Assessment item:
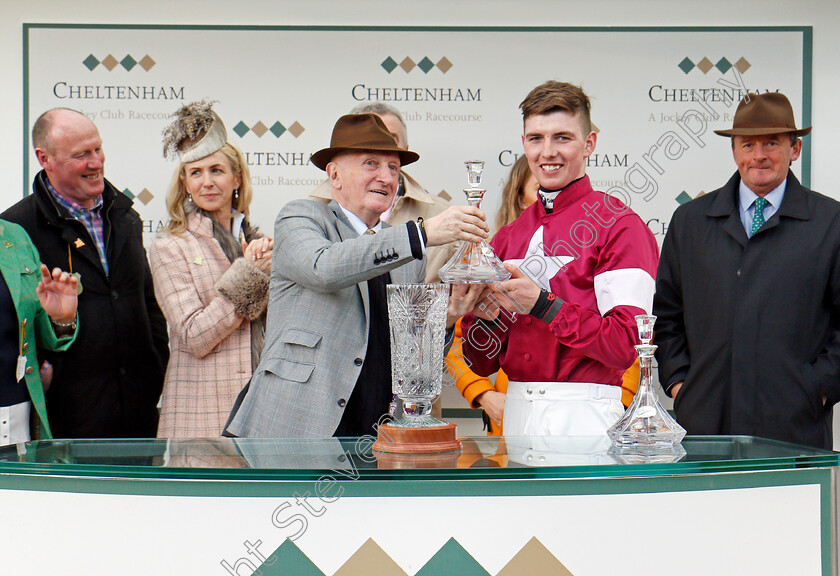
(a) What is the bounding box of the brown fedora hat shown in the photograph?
[714,92,811,137]
[310,113,419,170]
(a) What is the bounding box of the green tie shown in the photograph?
[751,197,767,237]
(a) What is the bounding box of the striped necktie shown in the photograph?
[751,197,767,237]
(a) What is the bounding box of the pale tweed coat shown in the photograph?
[225,199,424,438]
[150,212,268,438]
[310,171,457,282]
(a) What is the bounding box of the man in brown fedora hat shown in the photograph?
[309,102,480,422]
[654,92,840,449]
[310,102,458,283]
[226,113,488,438]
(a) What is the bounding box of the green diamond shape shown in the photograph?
[418,56,435,73]
[232,121,250,137]
[258,540,324,576]
[120,55,137,71]
[715,57,732,74]
[381,56,398,73]
[270,121,286,138]
[121,188,135,199]
[416,538,490,576]
[82,54,100,71]
[676,191,693,204]
[678,57,695,74]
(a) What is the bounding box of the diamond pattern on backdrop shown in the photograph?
[256,536,578,575]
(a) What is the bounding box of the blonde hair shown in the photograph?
[162,141,253,235]
[495,155,534,231]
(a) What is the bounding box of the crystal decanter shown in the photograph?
[607,315,687,447]
[438,160,511,284]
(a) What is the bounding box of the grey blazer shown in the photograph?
[226,199,424,438]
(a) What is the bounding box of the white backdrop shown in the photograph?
[22,26,808,245]
[2,1,840,447]
[3,0,838,222]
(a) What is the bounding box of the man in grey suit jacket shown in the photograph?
[226,114,487,438]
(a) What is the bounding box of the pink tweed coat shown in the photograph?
[150,213,264,438]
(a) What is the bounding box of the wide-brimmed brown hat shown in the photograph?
[311,113,419,171]
[714,92,811,137]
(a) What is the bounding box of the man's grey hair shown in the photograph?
[349,102,407,144]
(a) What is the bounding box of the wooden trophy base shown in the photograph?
[375,450,462,469]
[372,422,462,454]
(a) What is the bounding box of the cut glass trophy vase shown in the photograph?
[373,283,461,454]
[439,161,511,284]
[607,315,687,447]
[387,283,449,429]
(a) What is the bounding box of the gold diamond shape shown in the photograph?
[136,188,154,205]
[436,57,453,73]
[399,57,416,73]
[334,539,407,576]
[287,122,305,138]
[251,121,268,137]
[498,537,575,576]
[591,122,600,134]
[735,57,751,73]
[696,57,714,74]
[101,55,119,71]
[138,55,156,71]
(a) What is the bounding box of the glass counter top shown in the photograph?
[0,435,836,482]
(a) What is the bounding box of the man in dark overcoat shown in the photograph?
[2,108,168,437]
[654,92,840,449]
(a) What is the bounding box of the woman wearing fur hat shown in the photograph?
[150,101,272,438]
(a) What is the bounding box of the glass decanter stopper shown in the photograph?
[465,159,484,187]
[439,161,512,284]
[607,315,687,447]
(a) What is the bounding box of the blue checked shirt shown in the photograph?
[46,179,109,276]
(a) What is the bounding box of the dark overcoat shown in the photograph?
[1,171,168,437]
[654,171,840,449]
